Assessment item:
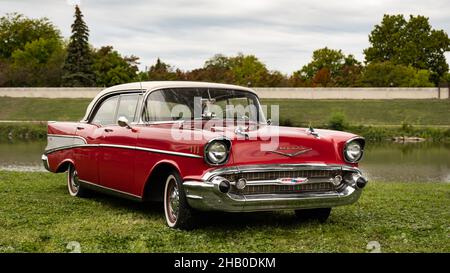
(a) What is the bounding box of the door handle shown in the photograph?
[104,128,114,133]
[76,126,84,130]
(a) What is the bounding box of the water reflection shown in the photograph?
[0,141,46,172]
[360,142,450,183]
[0,141,449,182]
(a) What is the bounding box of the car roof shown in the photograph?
[81,81,257,122]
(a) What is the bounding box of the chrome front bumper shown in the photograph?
[183,164,367,212]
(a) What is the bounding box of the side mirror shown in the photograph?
[117,116,131,129]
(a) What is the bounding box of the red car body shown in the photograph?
[43,81,368,228]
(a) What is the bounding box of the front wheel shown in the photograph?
[163,171,196,229]
[295,208,331,223]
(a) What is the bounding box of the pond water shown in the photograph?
[0,141,449,182]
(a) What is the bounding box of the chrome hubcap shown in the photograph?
[70,169,80,193]
[167,179,179,222]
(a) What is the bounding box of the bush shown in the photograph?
[327,112,348,131]
[0,122,47,141]
[279,118,294,127]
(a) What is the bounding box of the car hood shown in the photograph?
[201,124,359,166]
[138,122,360,167]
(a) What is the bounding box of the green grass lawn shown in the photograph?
[0,97,90,122]
[1,97,449,126]
[262,99,450,126]
[0,171,448,253]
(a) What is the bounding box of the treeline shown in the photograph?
[0,6,449,88]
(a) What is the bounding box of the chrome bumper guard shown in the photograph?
[41,154,51,172]
[183,164,367,212]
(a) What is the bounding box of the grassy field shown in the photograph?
[262,99,450,127]
[0,97,89,121]
[0,171,448,253]
[0,97,449,126]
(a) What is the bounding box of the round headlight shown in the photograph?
[344,140,364,163]
[205,140,230,165]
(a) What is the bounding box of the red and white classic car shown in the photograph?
[42,81,368,229]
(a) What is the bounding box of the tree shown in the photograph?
[292,47,362,87]
[0,13,61,59]
[186,53,284,87]
[7,38,65,86]
[186,54,234,83]
[359,61,434,87]
[364,14,450,84]
[228,54,271,86]
[92,46,139,86]
[145,58,181,81]
[62,5,95,87]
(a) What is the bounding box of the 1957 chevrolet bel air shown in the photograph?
[42,81,368,229]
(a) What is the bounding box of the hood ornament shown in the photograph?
[269,145,312,157]
[307,125,319,138]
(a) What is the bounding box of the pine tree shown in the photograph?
[62,5,95,86]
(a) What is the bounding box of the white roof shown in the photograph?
[82,81,257,122]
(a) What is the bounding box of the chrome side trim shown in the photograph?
[44,144,95,155]
[44,142,203,158]
[101,144,203,158]
[47,134,88,143]
[78,179,142,201]
[45,134,88,154]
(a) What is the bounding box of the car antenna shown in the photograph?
[138,71,144,92]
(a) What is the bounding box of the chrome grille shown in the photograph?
[230,182,334,195]
[224,170,340,195]
[223,170,340,182]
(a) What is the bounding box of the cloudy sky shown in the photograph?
[1,0,449,74]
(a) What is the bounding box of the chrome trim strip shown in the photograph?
[47,134,87,143]
[202,163,361,181]
[100,144,203,158]
[243,177,335,186]
[78,179,142,200]
[44,144,95,155]
[268,148,312,157]
[44,142,203,158]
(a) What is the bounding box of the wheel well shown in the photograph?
[55,161,72,173]
[143,163,178,202]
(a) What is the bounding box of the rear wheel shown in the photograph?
[295,208,331,223]
[163,171,196,229]
[67,165,88,197]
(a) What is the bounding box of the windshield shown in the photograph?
[142,88,266,124]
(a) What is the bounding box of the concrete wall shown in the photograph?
[0,87,449,99]
[0,87,102,98]
[254,87,449,99]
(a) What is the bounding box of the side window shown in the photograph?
[91,96,119,126]
[116,94,141,123]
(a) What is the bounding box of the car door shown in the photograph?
[74,96,120,185]
[98,93,142,195]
